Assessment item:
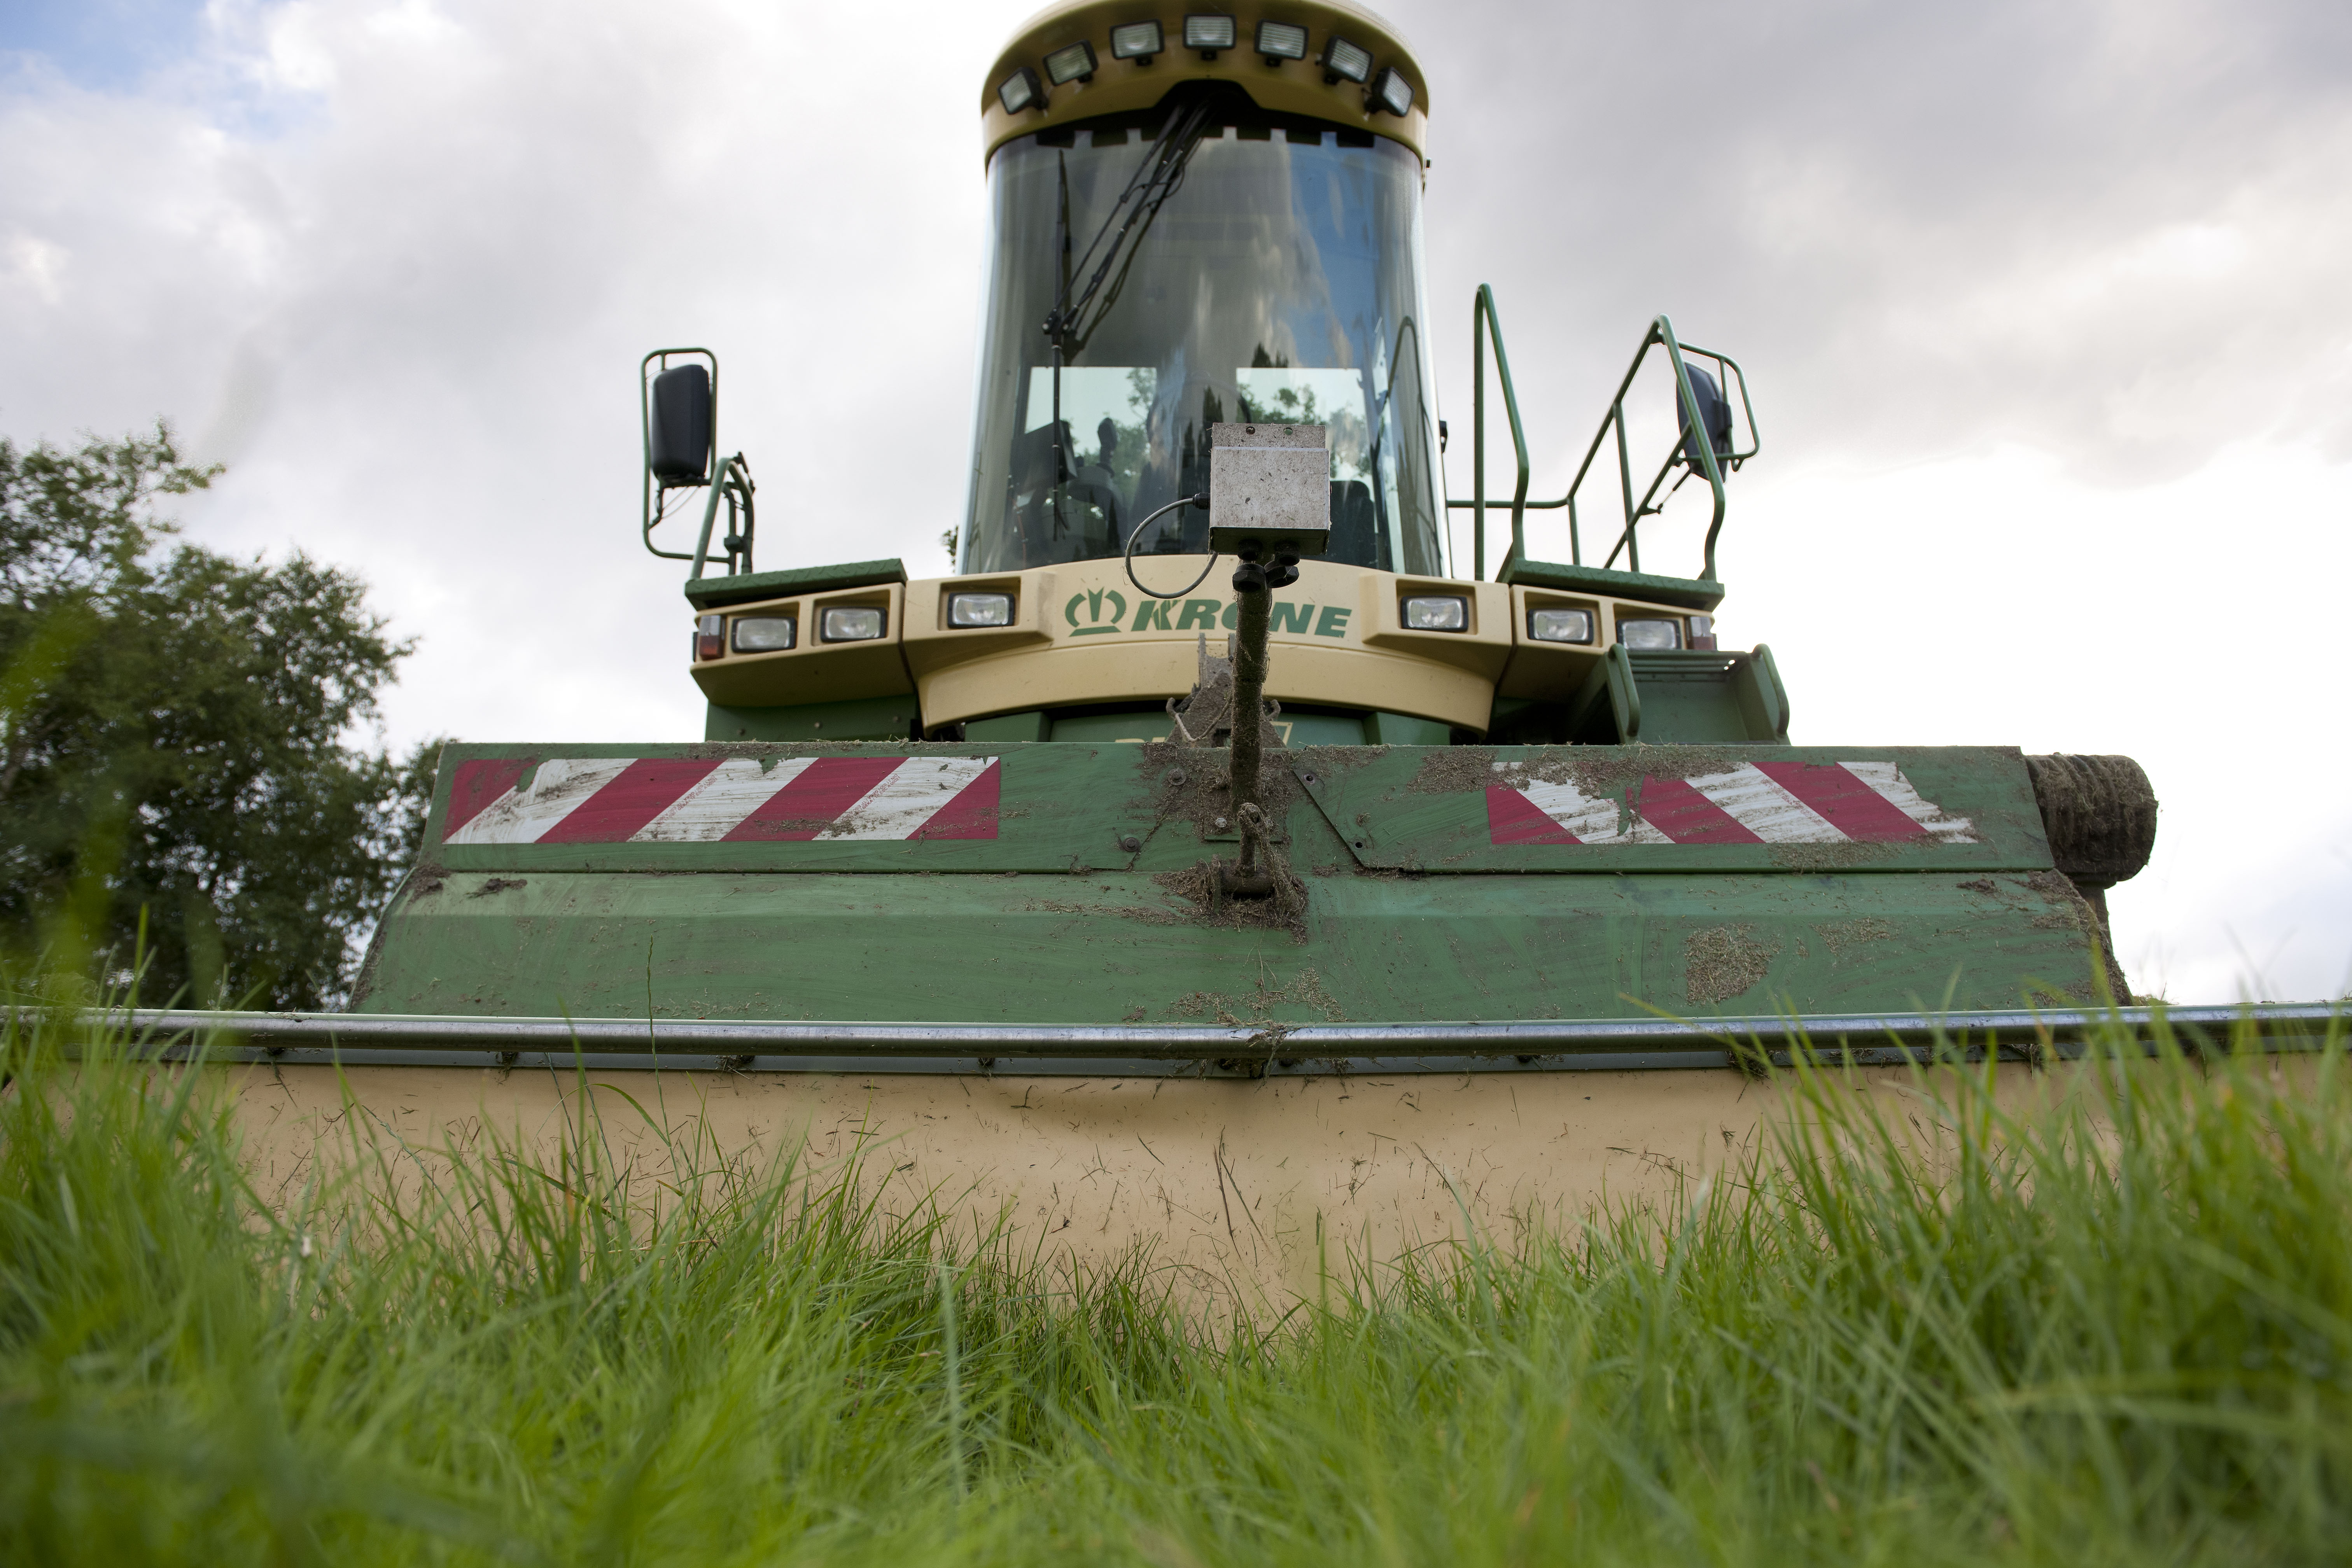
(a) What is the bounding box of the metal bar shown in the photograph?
[1471,287,1484,579]
[1655,316,1727,582]
[1228,560,1269,863]
[690,456,732,580]
[1467,284,1532,581]
[1603,435,1689,571]
[1613,394,1637,572]
[40,1006,2345,1063]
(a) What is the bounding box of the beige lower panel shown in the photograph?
[918,637,1495,731]
[230,1062,2056,1310]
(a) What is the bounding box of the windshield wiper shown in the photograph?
[1047,95,1214,353]
[1038,96,1216,536]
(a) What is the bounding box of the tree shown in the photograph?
[1,423,438,1008]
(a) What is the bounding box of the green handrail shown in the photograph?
[1449,297,1758,584]
[1468,284,1530,582]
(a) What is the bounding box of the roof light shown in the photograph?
[1528,607,1594,644]
[1368,65,1413,116]
[732,615,796,653]
[1402,595,1468,632]
[1320,35,1371,84]
[997,66,1043,115]
[821,606,887,643]
[1043,40,1097,85]
[695,614,724,662]
[1110,21,1163,61]
[948,592,1015,628]
[1184,14,1235,54]
[1618,617,1682,651]
[1256,21,1307,63]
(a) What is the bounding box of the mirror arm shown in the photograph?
[692,455,755,579]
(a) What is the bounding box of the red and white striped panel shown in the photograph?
[1486,760,1975,846]
[439,756,1001,845]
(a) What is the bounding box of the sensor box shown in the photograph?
[1208,421,1332,560]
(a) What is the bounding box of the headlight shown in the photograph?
[695,614,723,661]
[1184,14,1236,52]
[1043,40,1097,85]
[1319,35,1371,84]
[1256,21,1307,61]
[1618,617,1682,651]
[1368,66,1413,116]
[1402,595,1468,632]
[996,67,1042,115]
[1687,614,1717,651]
[1528,607,1594,644]
[731,615,795,653]
[1110,21,1162,60]
[820,606,886,642]
[947,592,1014,628]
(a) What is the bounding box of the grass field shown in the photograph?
[4,1013,2348,1565]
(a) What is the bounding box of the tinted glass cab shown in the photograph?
[962,86,1444,577]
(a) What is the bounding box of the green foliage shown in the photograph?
[2,1018,2347,1564]
[0,424,439,1007]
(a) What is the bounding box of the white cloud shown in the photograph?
[2,0,2347,1000]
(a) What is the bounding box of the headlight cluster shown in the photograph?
[997,16,1416,117]
[695,605,884,659]
[1523,607,1716,650]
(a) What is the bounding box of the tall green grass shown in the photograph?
[4,1015,2347,1565]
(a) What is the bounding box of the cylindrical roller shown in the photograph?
[2027,752,2158,1000]
[2026,753,2158,890]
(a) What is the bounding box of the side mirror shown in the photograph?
[1676,363,1735,471]
[648,363,713,486]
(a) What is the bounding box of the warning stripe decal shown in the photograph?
[1484,761,1976,847]
[442,756,1003,845]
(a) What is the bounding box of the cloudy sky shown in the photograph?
[4,0,2348,1003]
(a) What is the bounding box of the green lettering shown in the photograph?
[1132,600,1174,631]
[1269,601,1314,634]
[1313,605,1354,639]
[1177,598,1222,630]
[1221,602,1240,630]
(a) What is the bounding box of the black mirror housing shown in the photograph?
[649,364,713,485]
[1676,364,1735,471]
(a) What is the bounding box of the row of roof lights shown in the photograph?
[999,16,1414,119]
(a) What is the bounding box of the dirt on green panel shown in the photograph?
[2021,870,2095,933]
[1769,840,1902,871]
[1136,738,1305,834]
[1013,894,1188,927]
[1401,745,1499,795]
[1685,924,1783,1007]
[1815,917,1897,962]
[1161,966,1349,1026]
[1152,862,1310,940]
[1557,747,1750,802]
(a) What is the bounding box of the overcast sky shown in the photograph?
[4,0,2348,1003]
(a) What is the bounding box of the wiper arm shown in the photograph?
[1046,95,1214,352]
[1034,95,1214,550]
